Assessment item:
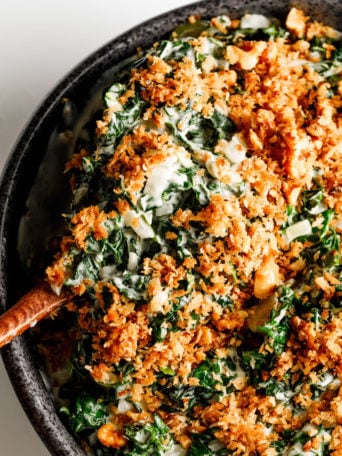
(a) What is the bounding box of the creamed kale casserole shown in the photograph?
[42,8,342,455]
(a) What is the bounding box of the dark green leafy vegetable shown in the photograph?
[192,358,221,388]
[155,39,193,61]
[257,286,296,356]
[161,383,217,410]
[98,95,145,148]
[164,106,235,152]
[189,429,229,456]
[120,415,174,456]
[60,391,109,433]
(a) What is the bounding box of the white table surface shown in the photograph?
[0,1,194,454]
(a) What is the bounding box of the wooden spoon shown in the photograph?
[0,283,71,349]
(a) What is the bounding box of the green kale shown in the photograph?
[98,95,145,148]
[302,210,340,269]
[192,358,221,388]
[242,287,298,380]
[209,111,236,140]
[189,429,229,455]
[258,377,294,403]
[257,286,296,356]
[162,383,217,411]
[64,252,100,288]
[155,39,193,61]
[120,414,174,456]
[112,271,149,300]
[270,440,287,454]
[241,349,269,376]
[262,24,288,40]
[64,218,130,290]
[60,391,109,433]
[300,186,325,217]
[150,302,182,342]
[164,105,235,152]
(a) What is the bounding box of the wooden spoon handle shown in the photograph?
[0,283,70,349]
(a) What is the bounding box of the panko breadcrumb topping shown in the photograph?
[43,8,341,456]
